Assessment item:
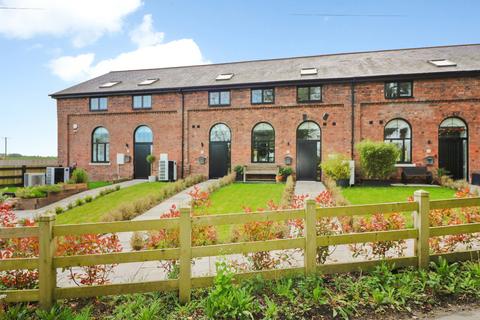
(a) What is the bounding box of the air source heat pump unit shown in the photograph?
[24,173,46,187]
[158,154,169,181]
[46,167,70,185]
[168,161,177,182]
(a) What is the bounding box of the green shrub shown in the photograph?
[320,154,350,180]
[279,166,294,178]
[204,261,256,319]
[67,202,74,210]
[233,165,244,175]
[55,206,64,214]
[84,195,93,203]
[70,168,89,184]
[356,140,400,180]
[15,184,62,199]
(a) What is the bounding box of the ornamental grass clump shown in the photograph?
[101,174,206,222]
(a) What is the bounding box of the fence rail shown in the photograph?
[0,191,480,308]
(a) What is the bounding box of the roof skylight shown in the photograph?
[99,81,121,88]
[428,59,457,67]
[216,73,234,81]
[138,78,159,86]
[300,68,318,76]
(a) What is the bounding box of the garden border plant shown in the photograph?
[102,174,206,222]
[2,258,480,319]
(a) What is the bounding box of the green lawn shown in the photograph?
[199,183,286,242]
[341,186,456,228]
[87,181,113,190]
[204,183,285,214]
[56,182,166,225]
[341,186,456,205]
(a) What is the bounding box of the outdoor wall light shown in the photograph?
[201,142,204,148]
[284,155,293,166]
[322,113,329,121]
[72,123,78,130]
[198,155,207,165]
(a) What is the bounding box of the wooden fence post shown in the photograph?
[179,206,192,304]
[38,213,56,310]
[304,199,317,274]
[414,190,430,269]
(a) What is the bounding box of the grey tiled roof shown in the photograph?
[51,44,480,97]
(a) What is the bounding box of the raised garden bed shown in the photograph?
[14,183,88,210]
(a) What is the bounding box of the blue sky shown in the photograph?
[0,0,478,156]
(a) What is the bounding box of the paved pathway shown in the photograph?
[14,179,145,220]
[430,306,480,319]
[294,180,326,199]
[133,180,218,221]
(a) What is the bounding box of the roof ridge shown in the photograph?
[108,43,480,74]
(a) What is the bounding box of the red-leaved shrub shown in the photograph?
[0,203,39,289]
[145,186,217,276]
[0,203,122,288]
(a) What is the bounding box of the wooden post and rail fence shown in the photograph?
[0,190,480,309]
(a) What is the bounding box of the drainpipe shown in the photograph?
[350,80,356,158]
[180,89,185,178]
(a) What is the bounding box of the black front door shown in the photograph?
[134,143,152,179]
[209,142,230,179]
[439,138,465,180]
[296,140,319,181]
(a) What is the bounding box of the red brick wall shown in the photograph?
[56,76,480,181]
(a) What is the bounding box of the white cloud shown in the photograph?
[50,39,207,82]
[49,15,209,82]
[0,0,142,47]
[49,53,95,82]
[129,14,164,47]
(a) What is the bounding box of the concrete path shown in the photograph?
[430,306,480,319]
[133,179,218,221]
[295,180,326,199]
[14,179,146,220]
[58,179,220,286]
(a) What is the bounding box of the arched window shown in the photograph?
[134,125,153,143]
[297,121,321,141]
[439,117,467,138]
[210,123,231,142]
[384,119,412,163]
[92,127,109,163]
[252,122,275,163]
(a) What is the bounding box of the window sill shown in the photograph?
[89,162,111,166]
[395,163,416,168]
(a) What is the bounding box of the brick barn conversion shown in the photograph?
[51,44,480,182]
